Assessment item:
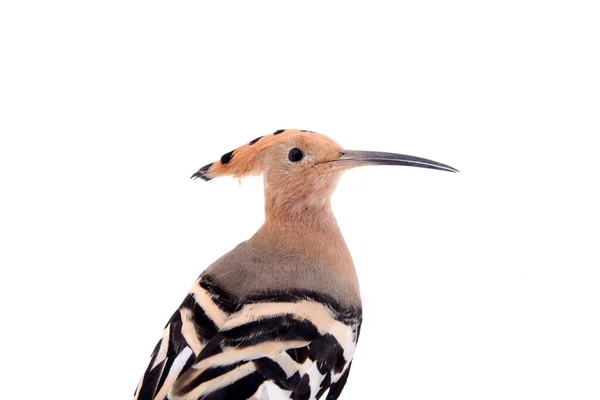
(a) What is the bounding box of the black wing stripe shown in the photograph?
[136,276,362,400]
[176,361,246,394]
[244,289,362,324]
[253,357,301,391]
[172,316,354,398]
[326,363,352,400]
[167,311,188,357]
[180,294,219,339]
[135,280,231,400]
[308,334,347,374]
[198,276,240,314]
[138,311,189,399]
[291,373,311,400]
[220,315,319,348]
[286,346,310,364]
[137,360,166,400]
[152,347,194,400]
[316,372,331,399]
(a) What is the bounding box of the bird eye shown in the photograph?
[288,148,304,162]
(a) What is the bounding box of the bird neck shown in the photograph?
[261,179,353,260]
[263,174,339,227]
[259,202,359,293]
[263,200,338,236]
[264,198,335,228]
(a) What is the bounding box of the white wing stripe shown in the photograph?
[251,381,292,400]
[151,324,171,370]
[270,352,300,378]
[189,281,228,328]
[179,308,204,356]
[191,340,310,372]
[223,301,356,360]
[154,346,193,400]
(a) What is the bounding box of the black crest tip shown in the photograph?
[220,150,234,164]
[191,163,213,181]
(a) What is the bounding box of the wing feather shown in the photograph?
[135,276,361,400]
[134,279,228,400]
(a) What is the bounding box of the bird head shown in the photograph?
[192,129,457,218]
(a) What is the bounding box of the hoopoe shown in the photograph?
[134,129,457,400]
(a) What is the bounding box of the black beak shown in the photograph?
[325,150,458,173]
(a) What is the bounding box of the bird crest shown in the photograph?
[191,129,336,181]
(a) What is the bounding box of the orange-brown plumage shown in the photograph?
[196,129,342,180]
[193,129,347,222]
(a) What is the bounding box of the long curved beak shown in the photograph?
[324,150,458,173]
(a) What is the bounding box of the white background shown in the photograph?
[1,1,599,399]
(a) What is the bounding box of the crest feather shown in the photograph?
[191,129,316,181]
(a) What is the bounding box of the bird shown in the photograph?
[133,129,457,400]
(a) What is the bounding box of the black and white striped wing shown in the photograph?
[135,276,362,400]
[134,277,230,400]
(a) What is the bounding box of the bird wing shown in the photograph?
[135,276,361,400]
[134,276,232,400]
